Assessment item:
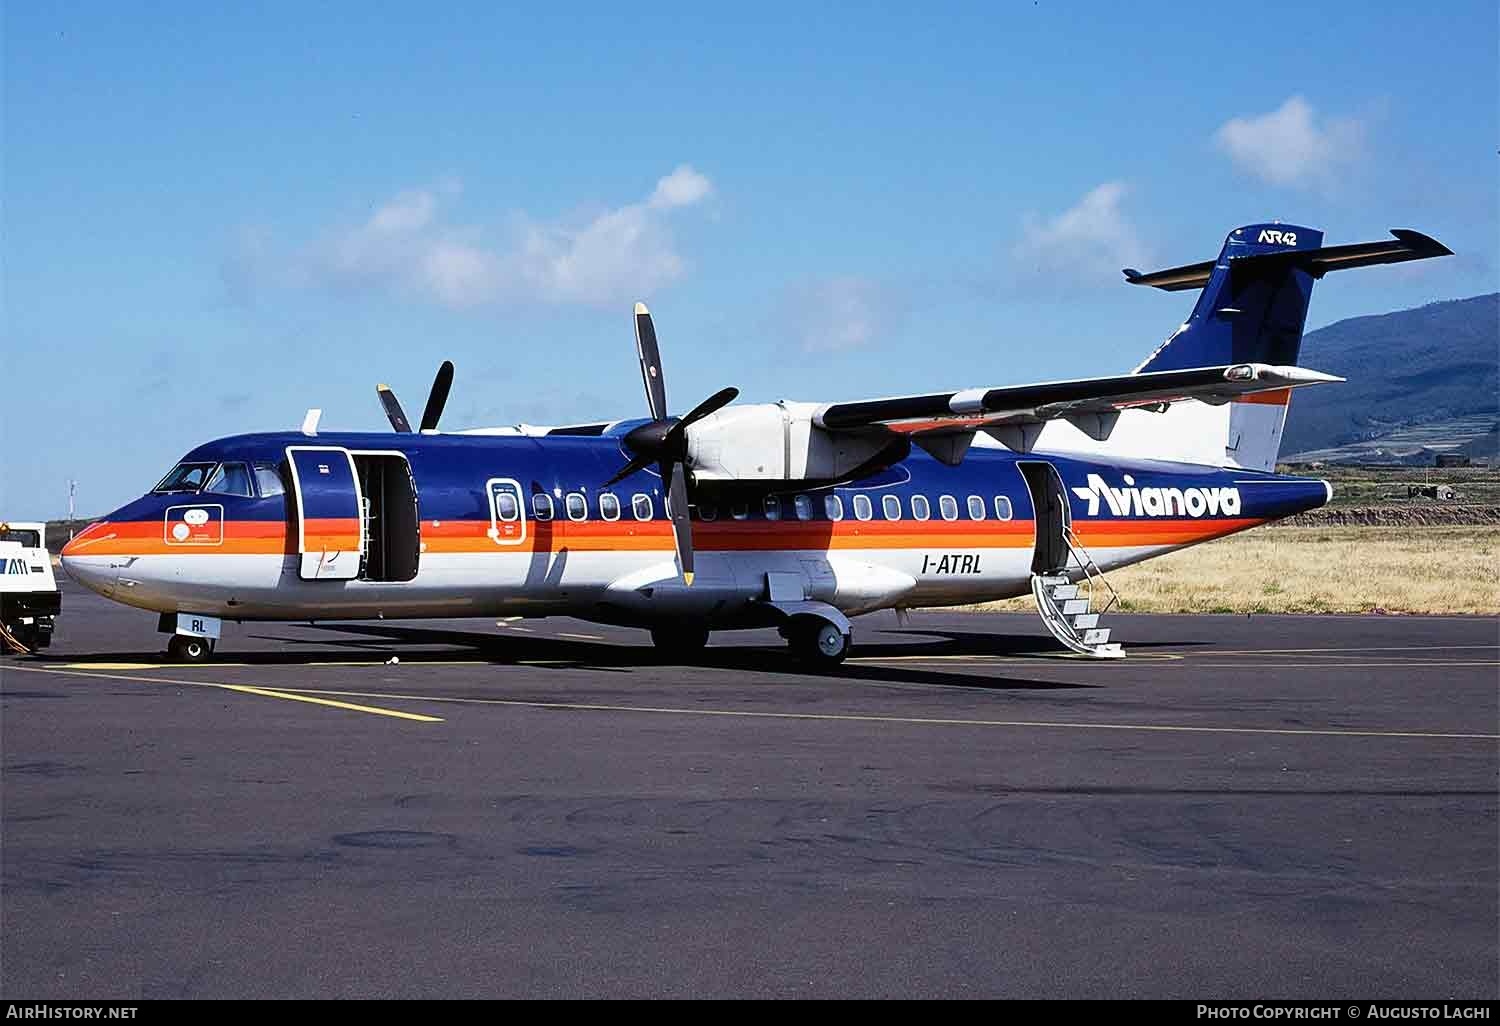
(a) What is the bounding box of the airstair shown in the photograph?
[1030,526,1125,659]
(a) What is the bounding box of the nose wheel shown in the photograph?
[167,635,215,663]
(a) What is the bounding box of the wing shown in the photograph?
[812,362,1342,436]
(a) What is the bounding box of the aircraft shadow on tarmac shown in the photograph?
[37,621,1123,691]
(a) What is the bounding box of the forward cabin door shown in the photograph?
[286,446,364,580]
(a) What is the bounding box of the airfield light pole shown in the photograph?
[68,479,76,538]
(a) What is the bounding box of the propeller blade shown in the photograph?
[679,386,739,429]
[377,384,413,433]
[634,303,667,421]
[419,360,455,433]
[664,461,694,585]
[604,451,655,488]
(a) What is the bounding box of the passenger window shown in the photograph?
[939,495,959,521]
[532,494,554,521]
[697,505,718,522]
[794,495,812,521]
[494,492,520,522]
[911,495,930,521]
[731,504,749,520]
[994,496,1013,521]
[824,495,844,521]
[204,462,253,498]
[632,494,653,521]
[253,463,285,498]
[967,495,986,520]
[852,494,873,521]
[882,495,901,520]
[763,496,781,521]
[599,493,621,521]
[566,493,588,521]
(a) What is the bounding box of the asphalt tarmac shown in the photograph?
[2,581,1496,998]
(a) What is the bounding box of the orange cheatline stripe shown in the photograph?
[1232,388,1291,406]
[62,515,1268,558]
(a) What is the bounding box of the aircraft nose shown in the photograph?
[60,522,118,598]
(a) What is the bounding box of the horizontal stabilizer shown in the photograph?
[1123,229,1452,292]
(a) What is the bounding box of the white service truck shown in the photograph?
[0,522,60,653]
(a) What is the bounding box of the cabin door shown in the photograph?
[1018,461,1071,575]
[286,446,364,581]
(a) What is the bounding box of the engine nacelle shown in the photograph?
[684,401,899,484]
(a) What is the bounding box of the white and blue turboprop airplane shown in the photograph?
[62,223,1450,665]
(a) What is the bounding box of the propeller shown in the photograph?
[607,303,738,585]
[377,360,455,433]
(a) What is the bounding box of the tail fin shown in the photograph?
[1123,224,1450,469]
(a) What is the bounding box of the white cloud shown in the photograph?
[1214,96,1365,189]
[246,166,714,309]
[782,276,903,352]
[649,165,713,209]
[1012,182,1149,286]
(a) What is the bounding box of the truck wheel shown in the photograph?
[167,635,213,664]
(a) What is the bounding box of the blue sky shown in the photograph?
[4,2,1496,517]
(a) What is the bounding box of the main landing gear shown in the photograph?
[649,622,710,656]
[782,617,851,667]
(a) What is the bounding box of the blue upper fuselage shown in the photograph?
[98,429,1330,529]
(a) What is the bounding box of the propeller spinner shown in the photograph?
[607,303,738,585]
[378,360,455,434]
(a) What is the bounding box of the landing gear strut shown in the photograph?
[167,635,214,664]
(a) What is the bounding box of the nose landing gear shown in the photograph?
[166,634,215,663]
[159,612,221,664]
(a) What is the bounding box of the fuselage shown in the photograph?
[61,426,1331,630]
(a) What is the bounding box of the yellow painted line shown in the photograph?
[165,683,1499,742]
[13,666,441,723]
[213,683,442,722]
[60,662,162,670]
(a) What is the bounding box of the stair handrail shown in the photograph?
[1062,525,1120,616]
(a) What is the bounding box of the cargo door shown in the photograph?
[286,446,364,580]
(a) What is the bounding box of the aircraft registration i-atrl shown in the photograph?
[62,223,1451,665]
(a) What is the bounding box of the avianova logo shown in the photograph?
[1071,473,1241,518]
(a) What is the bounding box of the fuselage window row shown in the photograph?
[509,489,1015,524]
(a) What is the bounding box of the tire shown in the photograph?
[167,635,213,664]
[788,620,850,667]
[649,623,710,655]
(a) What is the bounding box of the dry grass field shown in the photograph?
[965,526,1500,615]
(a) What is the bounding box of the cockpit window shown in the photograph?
[204,462,254,498]
[0,528,41,547]
[253,462,286,499]
[153,462,217,493]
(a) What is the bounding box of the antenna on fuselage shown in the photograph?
[301,409,322,436]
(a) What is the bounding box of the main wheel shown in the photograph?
[167,635,213,663]
[649,623,710,655]
[788,620,850,667]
